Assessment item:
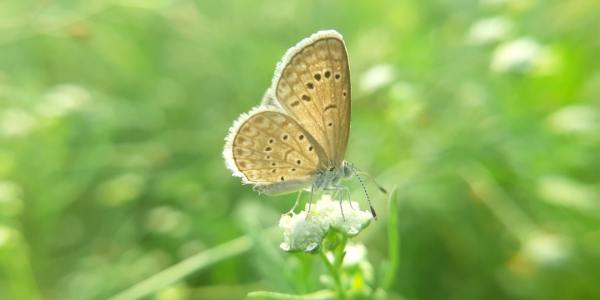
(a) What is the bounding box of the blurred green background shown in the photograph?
[1,0,600,299]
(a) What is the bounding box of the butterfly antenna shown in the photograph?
[353,169,377,220]
[357,171,388,194]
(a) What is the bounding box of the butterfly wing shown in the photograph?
[223,106,325,195]
[269,30,351,165]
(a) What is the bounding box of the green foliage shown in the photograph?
[1,0,600,299]
[381,188,399,291]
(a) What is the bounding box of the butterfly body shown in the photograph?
[224,30,354,197]
[313,160,353,190]
[253,158,354,197]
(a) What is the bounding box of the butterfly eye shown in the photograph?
[324,70,331,78]
[314,73,321,81]
[298,134,304,140]
[334,73,341,80]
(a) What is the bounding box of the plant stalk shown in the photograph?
[318,235,347,300]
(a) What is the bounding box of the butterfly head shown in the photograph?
[313,160,353,191]
[341,160,355,179]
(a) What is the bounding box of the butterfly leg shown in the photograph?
[325,187,347,221]
[341,186,355,210]
[331,185,354,210]
[286,190,303,215]
[337,188,346,221]
[305,184,315,219]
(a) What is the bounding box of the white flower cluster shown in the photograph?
[279,195,373,252]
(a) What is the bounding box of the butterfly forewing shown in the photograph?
[226,109,323,190]
[273,32,351,165]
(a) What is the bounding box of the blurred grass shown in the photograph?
[1,0,600,299]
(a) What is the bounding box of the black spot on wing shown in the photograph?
[324,104,338,112]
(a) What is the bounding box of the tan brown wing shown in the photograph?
[271,30,351,165]
[223,107,326,194]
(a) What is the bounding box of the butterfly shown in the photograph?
[223,30,378,218]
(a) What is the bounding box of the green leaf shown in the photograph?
[108,236,253,300]
[247,290,336,300]
[382,188,399,291]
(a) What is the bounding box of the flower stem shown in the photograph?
[318,235,348,300]
[334,235,347,270]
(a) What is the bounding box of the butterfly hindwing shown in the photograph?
[224,107,325,194]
